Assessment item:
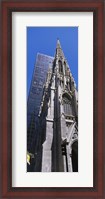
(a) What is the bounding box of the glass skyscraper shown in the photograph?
[27,53,54,153]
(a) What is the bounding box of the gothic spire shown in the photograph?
[56,39,61,49]
[56,39,65,59]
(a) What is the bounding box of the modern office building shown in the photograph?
[31,40,78,172]
[27,53,54,154]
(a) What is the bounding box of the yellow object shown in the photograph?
[27,154,30,165]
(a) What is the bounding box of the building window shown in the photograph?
[64,61,66,71]
[63,94,72,116]
[58,60,63,73]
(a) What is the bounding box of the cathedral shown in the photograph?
[27,39,78,172]
[29,39,78,172]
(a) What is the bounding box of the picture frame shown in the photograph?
[0,0,104,198]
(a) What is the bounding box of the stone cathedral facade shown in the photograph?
[33,40,78,172]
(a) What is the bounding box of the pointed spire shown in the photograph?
[56,39,64,59]
[57,38,61,49]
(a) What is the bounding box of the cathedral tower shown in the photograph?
[36,40,78,172]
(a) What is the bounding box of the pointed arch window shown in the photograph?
[58,60,63,73]
[64,61,66,73]
[63,94,73,116]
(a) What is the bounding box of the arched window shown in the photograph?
[63,94,72,115]
[64,62,69,76]
[58,60,63,73]
[64,61,67,74]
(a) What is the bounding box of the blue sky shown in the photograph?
[27,27,78,95]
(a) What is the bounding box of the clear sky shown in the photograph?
[27,27,78,96]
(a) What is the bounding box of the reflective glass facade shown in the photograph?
[27,53,54,152]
